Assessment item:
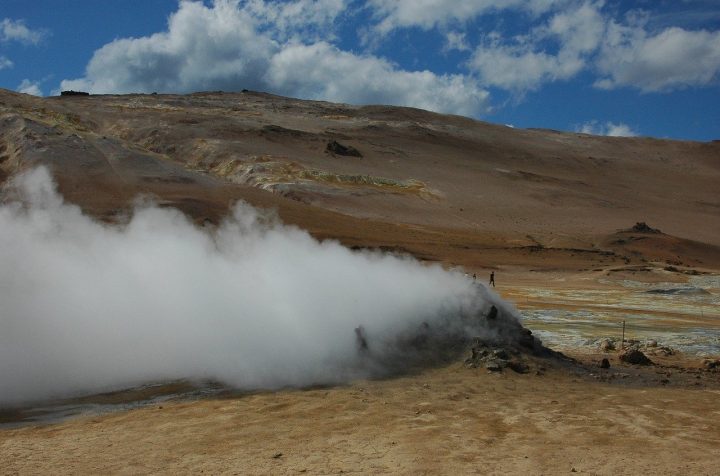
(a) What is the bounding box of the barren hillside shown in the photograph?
[1,88,719,272]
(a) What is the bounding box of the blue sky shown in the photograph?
[1,0,719,141]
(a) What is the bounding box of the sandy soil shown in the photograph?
[2,349,719,475]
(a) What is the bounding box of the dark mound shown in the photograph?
[326,140,362,157]
[629,222,661,234]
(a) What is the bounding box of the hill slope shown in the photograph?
[1,88,719,271]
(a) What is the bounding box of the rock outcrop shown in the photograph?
[326,140,362,157]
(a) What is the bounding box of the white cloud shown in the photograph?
[469,1,604,91]
[0,55,13,70]
[266,41,489,116]
[61,0,490,116]
[578,120,638,137]
[17,79,43,96]
[595,25,720,92]
[245,0,346,41]
[444,31,470,52]
[62,0,276,94]
[369,0,720,95]
[0,18,46,45]
[367,0,561,35]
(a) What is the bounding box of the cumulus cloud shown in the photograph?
[577,120,638,137]
[266,41,488,116]
[1,18,46,45]
[61,0,276,94]
[369,0,720,95]
[595,24,720,92]
[245,0,347,41]
[468,1,604,91]
[0,167,510,405]
[60,0,491,116]
[16,79,43,96]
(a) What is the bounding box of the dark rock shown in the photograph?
[486,305,498,320]
[326,140,362,157]
[703,359,720,370]
[508,360,530,374]
[60,90,90,96]
[619,348,653,365]
[630,222,661,233]
[491,349,509,360]
[600,358,610,369]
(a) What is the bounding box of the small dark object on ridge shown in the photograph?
[630,222,661,234]
[60,90,90,97]
[326,140,362,157]
[600,358,610,369]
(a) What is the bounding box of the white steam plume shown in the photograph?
[0,167,508,405]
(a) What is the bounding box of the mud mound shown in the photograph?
[360,287,550,377]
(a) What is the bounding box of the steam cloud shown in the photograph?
[0,168,505,405]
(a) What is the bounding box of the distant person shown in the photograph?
[489,271,495,287]
[473,273,476,281]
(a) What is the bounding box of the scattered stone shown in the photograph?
[272,453,283,459]
[491,349,509,360]
[508,360,530,374]
[630,222,661,233]
[599,339,615,352]
[600,358,610,369]
[326,140,362,157]
[485,361,503,372]
[654,346,675,357]
[647,340,658,348]
[702,359,720,370]
[619,348,653,365]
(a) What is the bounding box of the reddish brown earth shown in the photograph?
[1,88,719,474]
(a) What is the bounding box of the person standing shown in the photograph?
[489,271,495,287]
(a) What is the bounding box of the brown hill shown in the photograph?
[1,88,718,271]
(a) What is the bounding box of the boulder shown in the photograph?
[326,140,362,157]
[702,359,719,370]
[630,222,661,233]
[619,348,653,365]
